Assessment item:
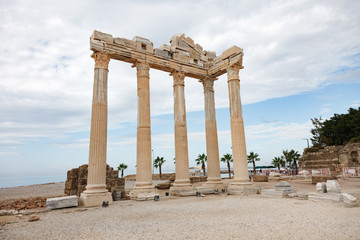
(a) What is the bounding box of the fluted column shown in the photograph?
[227,64,250,183]
[172,71,192,186]
[201,77,222,188]
[130,62,156,199]
[79,51,112,207]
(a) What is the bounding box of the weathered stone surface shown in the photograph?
[196,186,216,195]
[316,182,327,193]
[155,182,171,189]
[154,48,171,59]
[132,36,153,46]
[113,38,136,49]
[91,30,113,44]
[221,46,243,60]
[46,196,78,210]
[326,180,341,193]
[308,192,343,202]
[311,176,337,184]
[253,175,268,182]
[228,184,258,195]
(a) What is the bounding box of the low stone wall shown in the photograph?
[64,164,125,199]
[300,143,360,175]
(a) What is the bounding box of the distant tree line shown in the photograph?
[311,107,360,148]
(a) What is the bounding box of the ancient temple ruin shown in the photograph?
[79,30,254,207]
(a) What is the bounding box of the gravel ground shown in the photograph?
[1,194,360,240]
[1,178,360,239]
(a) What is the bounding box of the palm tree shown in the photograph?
[247,152,260,175]
[195,153,207,176]
[153,156,166,179]
[282,149,301,169]
[221,153,233,178]
[271,156,285,172]
[117,163,128,178]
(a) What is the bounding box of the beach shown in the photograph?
[1,178,360,239]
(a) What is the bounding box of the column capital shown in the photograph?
[200,76,217,93]
[91,52,110,69]
[226,64,241,82]
[132,61,150,77]
[171,71,185,87]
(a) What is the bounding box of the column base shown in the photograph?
[129,185,158,201]
[169,184,196,196]
[79,191,113,207]
[203,180,226,192]
[228,182,259,195]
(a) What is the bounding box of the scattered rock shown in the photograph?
[316,182,327,193]
[28,216,40,222]
[298,193,309,200]
[0,209,18,216]
[326,180,341,193]
[342,193,359,207]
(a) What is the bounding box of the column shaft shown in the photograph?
[85,52,110,193]
[135,62,153,188]
[172,71,192,186]
[201,77,222,185]
[80,52,113,207]
[227,65,249,182]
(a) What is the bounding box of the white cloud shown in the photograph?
[0,0,359,178]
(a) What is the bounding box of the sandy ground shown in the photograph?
[1,178,360,239]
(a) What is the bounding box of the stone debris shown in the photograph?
[28,216,40,222]
[308,192,343,202]
[0,209,19,216]
[252,175,268,182]
[326,180,341,193]
[342,193,359,207]
[316,182,327,193]
[195,187,216,195]
[46,196,78,210]
[261,181,296,197]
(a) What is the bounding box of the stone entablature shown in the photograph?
[300,143,360,175]
[90,30,243,79]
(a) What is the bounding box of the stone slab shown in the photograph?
[46,196,78,210]
[228,184,258,195]
[308,192,343,202]
[154,48,171,59]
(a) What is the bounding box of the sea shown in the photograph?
[0,175,67,188]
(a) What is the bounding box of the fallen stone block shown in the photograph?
[308,192,343,202]
[316,182,327,193]
[298,193,309,200]
[311,176,337,184]
[253,175,268,182]
[342,193,359,207]
[326,180,341,193]
[275,181,296,194]
[46,196,78,210]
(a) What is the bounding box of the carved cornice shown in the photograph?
[133,61,150,78]
[91,52,110,69]
[171,71,185,87]
[227,64,241,82]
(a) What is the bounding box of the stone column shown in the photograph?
[79,52,113,207]
[129,62,157,199]
[169,71,196,196]
[200,77,223,190]
[226,64,256,195]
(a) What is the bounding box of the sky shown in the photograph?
[0,0,359,187]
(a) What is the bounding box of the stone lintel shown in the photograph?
[90,30,244,80]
